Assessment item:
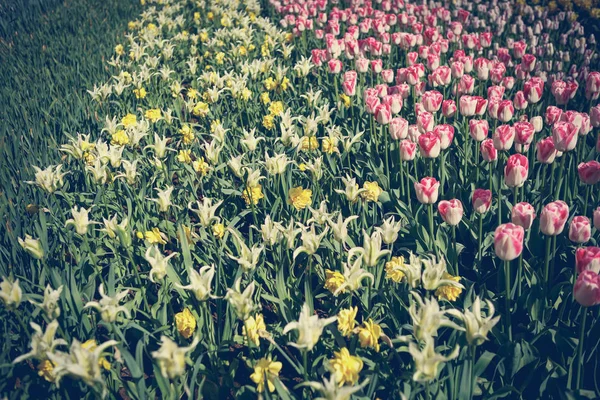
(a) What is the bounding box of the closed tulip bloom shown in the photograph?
[400,140,417,161]
[389,117,409,140]
[433,124,454,149]
[504,154,528,188]
[422,90,443,113]
[536,137,558,164]
[375,103,392,124]
[511,202,536,230]
[591,104,600,127]
[442,99,456,118]
[540,201,570,236]
[594,207,600,230]
[577,161,600,185]
[472,189,492,214]
[576,247,600,274]
[514,122,535,146]
[414,177,440,204]
[552,121,578,152]
[531,116,543,132]
[493,125,515,150]
[573,270,600,307]
[438,199,463,225]
[494,223,524,261]
[459,95,477,116]
[469,119,489,141]
[569,216,591,244]
[545,105,563,125]
[480,139,498,162]
[418,132,441,158]
[417,111,434,133]
[497,100,514,122]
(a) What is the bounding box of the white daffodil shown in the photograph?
[421,256,464,292]
[293,224,329,260]
[375,216,403,245]
[228,229,263,271]
[176,265,215,301]
[26,164,66,193]
[18,234,44,260]
[13,320,67,364]
[335,176,366,203]
[150,186,175,213]
[188,198,223,227]
[144,246,178,283]
[283,303,337,351]
[65,206,97,236]
[225,278,256,320]
[408,338,460,383]
[30,285,63,319]
[152,335,199,380]
[447,297,501,346]
[84,284,131,323]
[409,292,464,342]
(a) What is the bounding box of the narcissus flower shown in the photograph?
[250,357,282,393]
[385,256,406,283]
[435,273,463,301]
[337,306,358,337]
[243,314,268,346]
[174,308,196,339]
[144,227,167,245]
[212,223,225,239]
[360,181,382,202]
[242,184,265,206]
[329,348,363,386]
[288,186,312,210]
[324,269,346,295]
[357,319,381,352]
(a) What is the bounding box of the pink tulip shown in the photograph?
[417,111,434,133]
[414,177,440,204]
[433,124,454,150]
[577,161,600,185]
[356,58,370,73]
[552,121,579,152]
[422,91,443,113]
[524,79,543,103]
[343,71,357,96]
[512,202,536,230]
[576,247,600,274]
[513,91,528,111]
[545,106,563,125]
[590,105,600,127]
[381,69,394,83]
[399,140,417,161]
[328,59,342,74]
[418,132,441,158]
[493,125,515,151]
[388,117,408,140]
[569,216,591,244]
[497,100,515,123]
[442,99,456,118]
[504,154,529,188]
[594,207,600,231]
[573,270,600,307]
[375,103,392,125]
[459,95,477,116]
[494,223,525,261]
[472,189,492,214]
[481,139,498,162]
[438,199,464,226]
[469,119,489,141]
[536,137,558,164]
[540,201,570,236]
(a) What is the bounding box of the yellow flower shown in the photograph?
[260,92,271,104]
[193,158,210,176]
[301,136,319,152]
[145,228,167,245]
[121,113,137,128]
[298,163,307,172]
[288,187,312,210]
[357,319,381,352]
[210,119,221,133]
[207,11,214,20]
[180,124,195,144]
[243,314,267,346]
[435,273,463,302]
[238,46,247,56]
[280,77,290,91]
[175,308,197,339]
[264,77,276,91]
[250,358,282,393]
[194,12,201,21]
[241,88,252,101]
[268,101,284,116]
[385,256,405,283]
[212,223,225,239]
[285,32,293,42]
[177,150,192,164]
[215,52,225,64]
[114,44,124,55]
[324,270,346,295]
[111,130,129,146]
[187,88,198,100]
[242,184,265,206]
[82,340,111,370]
[37,360,56,382]
[145,108,162,123]
[128,21,137,30]
[220,16,231,27]
[337,306,358,337]
[133,87,147,99]
[262,114,275,130]
[136,231,144,240]
[192,102,210,117]
[329,348,363,386]
[322,137,338,154]
[361,181,382,202]
[339,93,351,108]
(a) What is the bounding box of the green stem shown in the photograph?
[477,213,483,267]
[428,204,436,257]
[555,153,567,199]
[504,260,512,341]
[452,225,458,276]
[575,308,588,391]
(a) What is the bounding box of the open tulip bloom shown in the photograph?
[6,0,600,398]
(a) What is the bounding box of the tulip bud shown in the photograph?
[18,235,44,260]
[481,139,498,162]
[504,154,529,188]
[414,177,440,204]
[536,137,558,164]
[573,270,600,307]
[494,223,525,261]
[418,132,441,158]
[578,161,600,185]
[469,119,489,141]
[552,121,578,152]
[511,202,536,230]
[400,140,417,161]
[472,189,492,214]
[389,117,409,140]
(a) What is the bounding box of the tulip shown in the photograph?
[399,140,417,161]
[511,202,536,230]
[422,90,443,113]
[418,132,441,159]
[536,137,558,164]
[375,103,392,124]
[469,119,489,141]
[433,124,454,149]
[472,189,492,214]
[545,105,563,125]
[578,161,600,185]
[504,154,528,188]
[594,207,600,230]
[417,111,434,133]
[442,99,456,118]
[389,117,408,140]
[414,177,439,204]
[552,121,578,152]
[573,270,600,307]
[492,125,515,151]
[540,201,570,236]
[576,247,600,274]
[569,216,591,244]
[480,139,498,162]
[494,223,524,261]
[438,199,463,226]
